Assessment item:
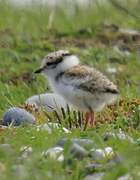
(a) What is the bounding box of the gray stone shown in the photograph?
[85,173,104,180]
[12,165,28,179]
[2,107,35,126]
[26,93,70,112]
[42,147,64,162]
[118,173,132,180]
[85,163,104,173]
[56,138,94,148]
[20,146,33,159]
[0,144,13,155]
[36,123,71,134]
[70,143,88,159]
[104,131,134,143]
[90,147,114,161]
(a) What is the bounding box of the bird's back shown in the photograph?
[58,65,119,95]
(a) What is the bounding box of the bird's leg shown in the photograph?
[89,111,95,127]
[84,111,95,130]
[84,112,90,130]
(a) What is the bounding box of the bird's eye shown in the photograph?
[46,57,63,67]
[47,62,54,66]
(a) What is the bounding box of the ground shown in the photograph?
[0,1,140,179]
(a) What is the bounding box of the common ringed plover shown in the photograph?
[35,50,119,128]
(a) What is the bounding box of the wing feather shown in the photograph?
[59,65,119,94]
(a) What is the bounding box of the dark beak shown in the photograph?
[34,67,44,74]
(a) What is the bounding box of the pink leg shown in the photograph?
[84,112,95,130]
[89,111,95,127]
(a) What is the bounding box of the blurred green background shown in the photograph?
[0,1,140,179]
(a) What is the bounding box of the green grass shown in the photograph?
[0,1,140,179]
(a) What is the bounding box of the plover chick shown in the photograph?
[35,50,119,129]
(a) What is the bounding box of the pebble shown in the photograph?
[118,173,132,180]
[26,93,70,112]
[0,144,13,155]
[106,66,117,74]
[2,107,35,126]
[56,138,94,149]
[56,138,94,160]
[69,143,89,159]
[85,163,104,173]
[0,143,11,150]
[43,143,88,162]
[104,131,134,143]
[42,147,64,162]
[90,147,114,161]
[113,46,131,56]
[36,123,71,134]
[84,173,104,180]
[20,146,33,158]
[12,164,28,179]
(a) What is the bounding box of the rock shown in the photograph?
[118,173,132,180]
[0,144,11,150]
[12,165,28,179]
[20,146,33,158]
[104,131,134,143]
[56,138,94,149]
[72,138,94,147]
[106,65,117,74]
[117,131,134,143]
[36,123,71,134]
[2,107,35,126]
[109,154,123,165]
[103,132,115,141]
[85,163,104,173]
[90,147,114,161]
[43,143,88,162]
[0,144,13,155]
[84,173,104,180]
[113,46,131,56]
[26,93,70,112]
[42,147,64,162]
[69,143,88,159]
[56,138,94,160]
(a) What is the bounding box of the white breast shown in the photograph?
[49,79,113,112]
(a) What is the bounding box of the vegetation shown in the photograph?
[0,0,140,179]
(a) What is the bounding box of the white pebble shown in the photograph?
[85,173,104,180]
[104,147,114,156]
[106,66,117,74]
[36,123,71,134]
[118,173,132,180]
[42,147,64,162]
[91,146,114,161]
[26,93,70,112]
[20,146,33,158]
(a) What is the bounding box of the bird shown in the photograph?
[35,50,119,129]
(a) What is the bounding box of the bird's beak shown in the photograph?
[34,67,44,74]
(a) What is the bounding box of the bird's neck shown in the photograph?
[51,55,80,81]
[47,55,80,91]
[55,71,65,82]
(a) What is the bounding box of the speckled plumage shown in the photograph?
[35,50,119,112]
[41,50,71,67]
[58,65,118,94]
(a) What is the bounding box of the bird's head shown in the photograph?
[35,50,80,78]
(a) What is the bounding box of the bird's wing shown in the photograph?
[59,65,119,94]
